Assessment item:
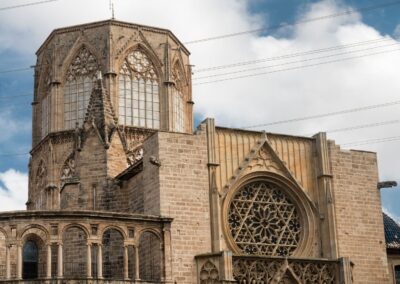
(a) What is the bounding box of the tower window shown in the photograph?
[172,88,184,132]
[172,63,185,132]
[64,46,99,130]
[41,94,50,138]
[118,50,160,129]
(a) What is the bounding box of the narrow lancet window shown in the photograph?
[118,50,160,129]
[64,46,99,129]
[41,95,50,138]
[172,63,185,132]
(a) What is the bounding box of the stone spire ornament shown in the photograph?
[83,71,118,149]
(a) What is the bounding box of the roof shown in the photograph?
[37,19,190,55]
[383,212,400,249]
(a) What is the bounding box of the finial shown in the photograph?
[109,0,115,20]
[112,3,115,20]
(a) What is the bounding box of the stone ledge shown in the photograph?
[0,210,173,223]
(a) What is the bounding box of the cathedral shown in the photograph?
[0,19,399,284]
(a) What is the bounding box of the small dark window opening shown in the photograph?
[23,241,38,279]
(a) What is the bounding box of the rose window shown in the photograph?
[228,180,302,257]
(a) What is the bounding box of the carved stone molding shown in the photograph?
[200,260,219,283]
[222,172,317,258]
[66,46,99,81]
[60,154,76,181]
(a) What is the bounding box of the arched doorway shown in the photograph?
[23,241,38,279]
[395,265,400,284]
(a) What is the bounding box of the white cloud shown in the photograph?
[0,110,30,143]
[394,24,400,40]
[0,169,28,211]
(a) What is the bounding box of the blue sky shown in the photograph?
[0,0,399,220]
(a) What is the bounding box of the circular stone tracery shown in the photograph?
[228,180,302,256]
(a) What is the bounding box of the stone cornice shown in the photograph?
[0,210,173,223]
[37,19,190,56]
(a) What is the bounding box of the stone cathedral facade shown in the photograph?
[0,19,395,283]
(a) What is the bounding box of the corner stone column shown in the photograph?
[17,244,22,279]
[162,225,173,281]
[97,244,103,279]
[57,243,63,278]
[47,244,52,278]
[124,245,129,280]
[5,245,10,279]
[87,243,92,278]
[134,245,140,280]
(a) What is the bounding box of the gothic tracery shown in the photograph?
[119,49,160,129]
[228,180,301,257]
[64,46,99,129]
[200,260,219,283]
[171,62,184,132]
[36,160,46,188]
[61,154,76,181]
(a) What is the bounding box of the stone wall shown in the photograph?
[330,143,390,283]
[127,134,160,215]
[156,129,211,283]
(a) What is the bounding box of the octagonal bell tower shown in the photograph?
[28,19,193,211]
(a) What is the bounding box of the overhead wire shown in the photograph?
[183,1,400,44]
[242,100,400,129]
[194,47,400,85]
[342,136,400,147]
[0,152,30,157]
[0,38,393,76]
[1,2,400,73]
[303,120,400,136]
[0,94,32,99]
[0,67,32,74]
[193,41,400,80]
[193,37,393,73]
[0,0,58,11]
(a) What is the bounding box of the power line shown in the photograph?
[193,37,393,73]
[184,1,400,44]
[194,47,400,85]
[315,120,400,135]
[0,0,58,11]
[342,136,400,147]
[193,42,400,80]
[242,100,400,129]
[0,94,32,99]
[1,38,391,76]
[0,67,32,74]
[0,152,29,157]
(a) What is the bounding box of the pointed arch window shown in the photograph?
[41,94,50,138]
[172,63,185,132]
[41,64,52,138]
[64,46,99,129]
[118,49,160,129]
